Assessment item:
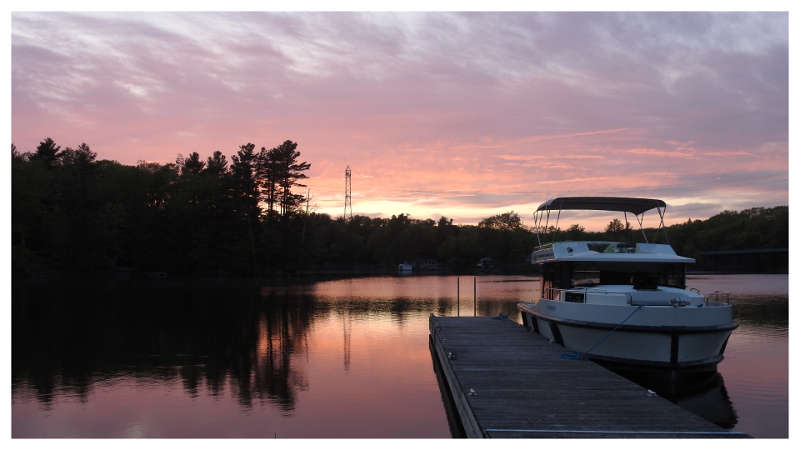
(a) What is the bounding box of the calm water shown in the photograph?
[12,274,788,438]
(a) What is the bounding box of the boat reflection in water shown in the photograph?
[597,362,738,430]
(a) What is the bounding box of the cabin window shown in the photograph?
[600,270,632,285]
[580,262,685,289]
[572,268,600,287]
[564,291,585,303]
[543,262,686,295]
[658,264,686,289]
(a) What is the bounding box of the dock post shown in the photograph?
[474,276,477,316]
[457,277,460,317]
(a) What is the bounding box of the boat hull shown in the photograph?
[518,301,736,370]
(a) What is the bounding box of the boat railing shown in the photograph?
[705,290,733,305]
[543,287,567,301]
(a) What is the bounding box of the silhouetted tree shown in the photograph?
[231,143,260,274]
[259,140,311,217]
[606,218,625,233]
[205,150,228,177]
[479,211,523,231]
[30,137,61,169]
[257,146,279,216]
[59,143,96,168]
[564,224,587,240]
[182,152,205,175]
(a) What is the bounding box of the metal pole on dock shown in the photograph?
[474,276,477,317]
[457,277,460,317]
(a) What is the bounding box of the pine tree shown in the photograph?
[231,143,260,274]
[205,150,228,177]
[30,137,61,169]
[182,152,205,175]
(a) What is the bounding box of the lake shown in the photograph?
[12,274,788,438]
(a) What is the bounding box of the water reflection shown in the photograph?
[599,364,738,429]
[13,283,316,414]
[12,275,787,438]
[592,296,787,434]
[674,372,737,428]
[13,278,466,437]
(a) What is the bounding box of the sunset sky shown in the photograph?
[11,12,788,229]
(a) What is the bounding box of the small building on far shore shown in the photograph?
[398,263,413,274]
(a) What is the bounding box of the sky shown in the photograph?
[11,12,788,229]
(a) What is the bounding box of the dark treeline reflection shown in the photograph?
[12,280,459,411]
[12,282,319,412]
[731,297,788,328]
[12,138,787,279]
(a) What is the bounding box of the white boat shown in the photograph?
[398,263,413,274]
[518,197,737,371]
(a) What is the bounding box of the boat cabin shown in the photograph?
[531,197,694,302]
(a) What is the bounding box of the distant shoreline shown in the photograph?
[12,268,788,287]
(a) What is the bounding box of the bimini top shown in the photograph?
[536,197,666,215]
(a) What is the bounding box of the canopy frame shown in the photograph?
[533,197,670,246]
[536,197,666,214]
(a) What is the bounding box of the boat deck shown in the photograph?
[429,315,748,438]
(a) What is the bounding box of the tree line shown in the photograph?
[12,137,313,277]
[11,137,788,278]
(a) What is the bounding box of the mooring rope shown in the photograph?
[561,305,643,360]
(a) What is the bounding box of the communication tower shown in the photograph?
[344,165,353,220]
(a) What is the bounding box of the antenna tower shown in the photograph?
[344,165,353,220]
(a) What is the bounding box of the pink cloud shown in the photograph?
[626,148,696,158]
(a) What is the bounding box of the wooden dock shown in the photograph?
[429,315,748,438]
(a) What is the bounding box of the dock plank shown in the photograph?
[429,315,748,438]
